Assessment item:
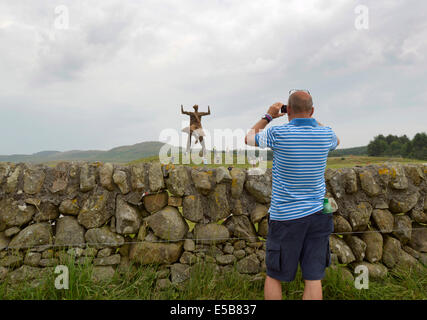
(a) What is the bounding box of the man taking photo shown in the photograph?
[245,90,340,300]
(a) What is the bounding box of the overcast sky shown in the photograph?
[1,0,426,155]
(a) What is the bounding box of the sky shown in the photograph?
[0,0,426,155]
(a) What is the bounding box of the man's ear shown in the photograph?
[310,107,314,117]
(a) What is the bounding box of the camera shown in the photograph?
[281,104,287,114]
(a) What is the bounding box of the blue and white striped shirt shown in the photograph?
[255,118,338,221]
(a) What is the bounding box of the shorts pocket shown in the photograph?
[266,241,281,272]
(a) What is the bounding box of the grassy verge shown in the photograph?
[1,261,426,300]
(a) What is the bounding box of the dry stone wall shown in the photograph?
[0,161,426,285]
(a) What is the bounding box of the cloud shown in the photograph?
[0,0,426,154]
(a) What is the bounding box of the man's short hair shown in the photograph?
[288,92,313,114]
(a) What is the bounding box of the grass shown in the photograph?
[1,259,426,300]
[127,154,425,170]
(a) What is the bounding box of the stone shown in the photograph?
[191,170,212,195]
[333,215,352,233]
[0,232,10,251]
[50,163,70,192]
[258,217,268,238]
[384,164,408,190]
[404,165,424,185]
[143,192,168,214]
[344,236,366,262]
[42,249,54,259]
[347,202,372,231]
[34,202,59,222]
[359,170,381,196]
[182,195,205,223]
[392,215,412,244]
[0,266,8,281]
[382,236,401,268]
[351,262,388,279]
[329,235,356,264]
[193,223,230,244]
[230,168,246,199]
[216,167,232,184]
[55,216,85,247]
[410,209,427,224]
[168,196,182,207]
[5,166,21,194]
[78,189,112,229]
[408,226,427,252]
[361,232,383,263]
[216,254,236,265]
[146,206,188,241]
[344,169,358,194]
[183,239,195,252]
[83,247,98,257]
[207,184,230,222]
[113,170,130,194]
[23,166,45,195]
[224,215,257,242]
[80,163,96,192]
[223,243,234,254]
[166,166,190,196]
[236,254,260,274]
[99,163,115,191]
[59,199,80,215]
[7,265,48,284]
[395,248,423,271]
[250,204,268,224]
[130,163,146,191]
[156,278,172,290]
[39,258,59,267]
[115,197,141,235]
[129,241,183,265]
[94,254,121,266]
[389,190,419,213]
[0,199,36,227]
[148,162,165,192]
[92,266,116,282]
[234,249,246,259]
[244,174,272,204]
[0,254,23,268]
[9,223,53,251]
[85,227,125,249]
[233,240,246,250]
[170,263,190,283]
[180,251,197,265]
[24,252,42,267]
[67,247,84,258]
[4,227,21,239]
[371,209,394,233]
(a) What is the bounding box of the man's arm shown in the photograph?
[181,105,191,115]
[245,102,285,146]
[317,120,340,147]
[199,106,211,116]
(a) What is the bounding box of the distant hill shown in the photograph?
[0,141,177,164]
[329,146,368,157]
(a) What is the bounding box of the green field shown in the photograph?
[1,260,426,300]
[127,154,425,170]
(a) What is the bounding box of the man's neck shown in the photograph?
[289,114,312,121]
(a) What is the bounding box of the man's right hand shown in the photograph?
[267,102,286,119]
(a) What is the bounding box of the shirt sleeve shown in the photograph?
[329,130,338,151]
[255,126,276,149]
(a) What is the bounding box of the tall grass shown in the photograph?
[1,260,426,300]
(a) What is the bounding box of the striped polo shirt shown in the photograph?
[255,117,338,221]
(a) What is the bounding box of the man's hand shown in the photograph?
[267,102,286,119]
